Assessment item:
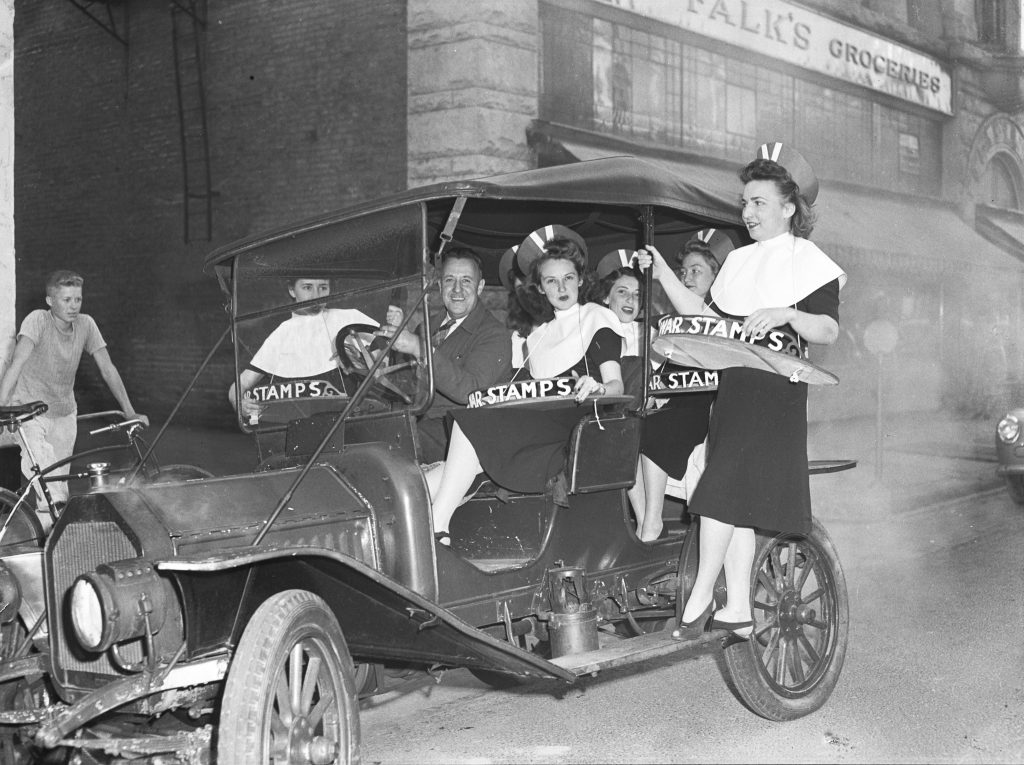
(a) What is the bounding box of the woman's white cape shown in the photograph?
[709,232,846,316]
[251,308,378,378]
[526,303,626,379]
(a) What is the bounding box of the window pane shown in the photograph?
[898,132,921,176]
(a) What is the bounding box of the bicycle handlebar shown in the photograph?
[89,418,145,436]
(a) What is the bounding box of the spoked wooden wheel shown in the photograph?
[723,518,849,721]
[217,590,359,764]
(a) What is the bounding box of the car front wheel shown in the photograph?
[722,518,849,721]
[217,589,360,765]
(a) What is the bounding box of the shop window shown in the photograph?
[539,4,595,127]
[591,19,681,142]
[977,0,1021,49]
[538,1,942,193]
[981,154,1021,209]
[726,84,756,139]
[794,81,875,185]
[898,132,921,175]
[978,0,1005,43]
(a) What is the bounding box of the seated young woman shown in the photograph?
[630,234,725,542]
[428,235,625,540]
[587,251,644,405]
[498,244,553,372]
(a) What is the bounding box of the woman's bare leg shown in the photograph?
[430,422,482,534]
[627,461,646,535]
[639,456,668,542]
[680,515,734,622]
[716,526,755,633]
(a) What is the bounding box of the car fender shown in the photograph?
[156,545,575,682]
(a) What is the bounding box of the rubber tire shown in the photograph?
[722,518,849,721]
[217,590,360,765]
[1005,475,1024,505]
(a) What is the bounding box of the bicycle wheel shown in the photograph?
[0,489,44,550]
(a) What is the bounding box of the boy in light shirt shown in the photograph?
[0,270,148,515]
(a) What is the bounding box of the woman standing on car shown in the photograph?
[639,143,845,638]
[429,232,625,540]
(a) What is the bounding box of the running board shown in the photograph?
[549,628,725,676]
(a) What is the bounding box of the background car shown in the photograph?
[995,407,1024,503]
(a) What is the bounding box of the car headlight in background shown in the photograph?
[997,414,1022,444]
[69,559,174,654]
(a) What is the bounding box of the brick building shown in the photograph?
[10,0,1024,426]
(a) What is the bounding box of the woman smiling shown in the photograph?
[428,233,625,540]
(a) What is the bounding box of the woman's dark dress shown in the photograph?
[687,279,840,535]
[451,327,620,493]
[640,391,716,479]
[635,314,714,480]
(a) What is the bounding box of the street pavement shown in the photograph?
[806,408,1003,522]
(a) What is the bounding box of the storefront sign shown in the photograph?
[596,0,952,115]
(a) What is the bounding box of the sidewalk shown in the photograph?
[807,411,1001,521]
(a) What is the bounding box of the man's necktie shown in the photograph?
[431,319,454,351]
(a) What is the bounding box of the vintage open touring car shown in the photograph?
[0,157,851,764]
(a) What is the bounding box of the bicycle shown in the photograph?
[0,401,212,541]
[0,402,213,672]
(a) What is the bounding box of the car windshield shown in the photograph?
[230,204,430,430]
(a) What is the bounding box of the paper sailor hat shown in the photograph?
[516,224,589,279]
[756,141,819,205]
[681,228,736,266]
[498,245,521,292]
[596,248,640,279]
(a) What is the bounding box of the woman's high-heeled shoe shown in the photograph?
[671,599,714,640]
[710,613,753,640]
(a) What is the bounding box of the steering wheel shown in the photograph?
[335,324,417,405]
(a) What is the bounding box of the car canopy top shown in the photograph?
[204,155,747,292]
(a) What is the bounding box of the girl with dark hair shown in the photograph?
[428,236,625,538]
[588,264,644,356]
[639,144,845,638]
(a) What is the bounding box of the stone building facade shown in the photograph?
[9,0,1024,426]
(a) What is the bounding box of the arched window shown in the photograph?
[982,154,1022,210]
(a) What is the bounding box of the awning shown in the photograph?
[814,187,1023,275]
[975,205,1024,264]
[551,135,1024,277]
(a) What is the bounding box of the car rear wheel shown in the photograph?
[723,518,849,721]
[1004,475,1024,505]
[217,590,360,765]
